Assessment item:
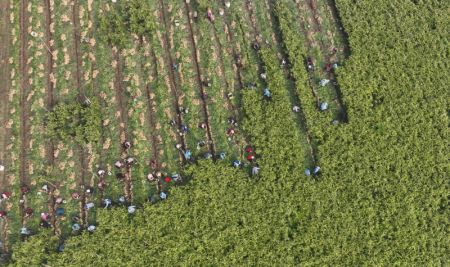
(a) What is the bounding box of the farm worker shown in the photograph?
[204,153,212,159]
[206,8,214,22]
[41,184,49,193]
[71,223,80,231]
[260,73,267,80]
[147,173,155,182]
[97,169,106,177]
[219,8,224,16]
[320,102,328,111]
[111,0,117,3]
[0,165,4,171]
[172,173,181,182]
[304,169,311,176]
[85,202,95,210]
[128,206,136,214]
[235,54,243,67]
[227,128,235,136]
[263,88,271,98]
[252,42,260,51]
[72,215,80,223]
[1,191,11,200]
[56,208,65,216]
[247,154,255,161]
[58,244,65,252]
[164,176,171,183]
[193,11,198,21]
[197,140,206,149]
[225,1,231,8]
[181,124,189,135]
[332,120,339,125]
[232,160,241,168]
[24,207,34,218]
[246,147,253,154]
[169,119,176,126]
[172,63,179,71]
[150,159,158,169]
[71,192,80,200]
[252,166,260,176]
[219,152,226,160]
[115,160,124,169]
[281,58,287,67]
[20,227,30,236]
[293,105,300,113]
[55,197,64,204]
[333,63,338,69]
[156,172,162,178]
[228,117,237,126]
[174,19,180,27]
[160,192,167,200]
[87,225,96,232]
[0,211,7,218]
[85,187,94,194]
[103,199,112,208]
[40,212,49,221]
[325,63,333,72]
[123,141,132,150]
[199,122,207,130]
[313,166,321,175]
[183,150,192,160]
[118,196,126,203]
[40,220,51,228]
[306,57,314,71]
[116,173,125,181]
[20,185,30,194]
[126,157,136,166]
[202,80,211,87]
[331,47,337,54]
[176,143,182,150]
[319,79,330,87]
[227,92,234,99]
[98,179,107,190]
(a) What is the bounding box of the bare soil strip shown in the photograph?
[43,0,60,235]
[71,0,88,226]
[0,0,12,255]
[183,2,216,157]
[19,0,30,228]
[157,0,188,157]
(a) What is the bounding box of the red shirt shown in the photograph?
[247,154,255,161]
[164,177,171,183]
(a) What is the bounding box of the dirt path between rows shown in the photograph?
[43,0,60,236]
[183,2,216,158]
[71,0,88,227]
[0,0,12,256]
[19,0,30,228]
[157,0,188,159]
[141,38,161,171]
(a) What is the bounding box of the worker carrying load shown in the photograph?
[293,105,300,113]
[1,191,11,200]
[263,88,271,98]
[206,8,215,22]
[320,102,328,111]
[128,205,136,214]
[160,192,167,200]
[87,225,96,232]
[260,72,267,80]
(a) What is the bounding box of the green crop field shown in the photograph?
[0,0,448,265]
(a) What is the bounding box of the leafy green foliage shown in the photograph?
[10,231,58,267]
[47,100,101,144]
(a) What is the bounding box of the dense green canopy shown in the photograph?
[9,0,448,265]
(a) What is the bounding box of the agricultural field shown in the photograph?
[0,0,448,265]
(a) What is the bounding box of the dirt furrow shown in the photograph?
[19,0,30,228]
[157,0,188,158]
[112,48,133,203]
[142,38,162,171]
[71,0,88,227]
[182,2,216,157]
[0,0,12,255]
[43,0,60,235]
